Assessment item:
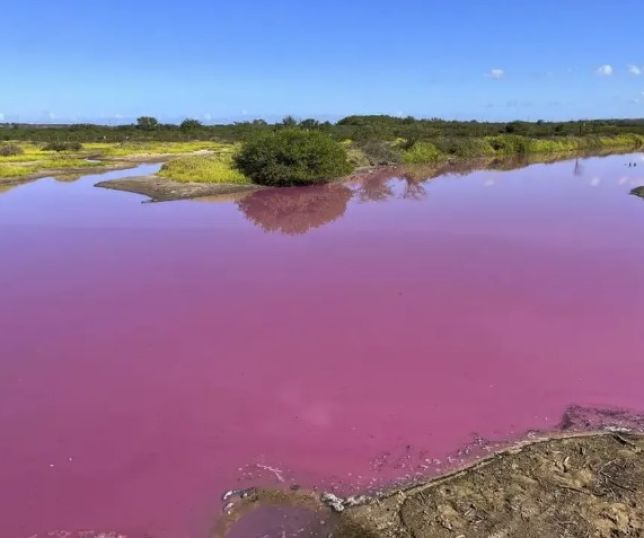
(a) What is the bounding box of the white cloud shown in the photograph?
[0,112,5,121]
[628,64,643,76]
[486,68,505,80]
[595,64,613,76]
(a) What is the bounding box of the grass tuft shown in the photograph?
[158,153,250,184]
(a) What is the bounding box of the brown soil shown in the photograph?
[95,175,263,202]
[214,432,644,538]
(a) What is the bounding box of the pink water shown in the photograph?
[1,154,644,538]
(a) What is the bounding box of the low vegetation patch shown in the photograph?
[43,141,83,152]
[402,141,443,164]
[234,129,353,186]
[158,153,250,184]
[0,158,99,179]
[0,143,24,157]
[395,133,644,165]
[85,140,226,158]
[357,140,402,166]
[0,140,239,180]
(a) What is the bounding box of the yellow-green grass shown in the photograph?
[0,158,103,178]
[399,134,644,165]
[1,141,235,162]
[402,142,443,164]
[0,141,239,179]
[83,141,233,158]
[158,153,250,184]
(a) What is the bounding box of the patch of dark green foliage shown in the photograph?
[5,115,644,145]
[43,141,83,152]
[234,129,353,186]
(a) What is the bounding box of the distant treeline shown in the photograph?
[3,115,644,144]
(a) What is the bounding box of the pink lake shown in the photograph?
[1,154,644,538]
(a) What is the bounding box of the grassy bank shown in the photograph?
[3,131,643,184]
[0,140,230,180]
[389,133,644,165]
[158,151,250,184]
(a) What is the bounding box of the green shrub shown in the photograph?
[234,129,353,186]
[486,135,530,155]
[43,141,83,152]
[0,143,24,156]
[136,116,159,130]
[432,137,495,158]
[180,118,203,131]
[402,142,443,164]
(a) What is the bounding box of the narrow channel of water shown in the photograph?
[1,154,644,537]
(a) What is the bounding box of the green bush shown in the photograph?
[0,143,24,156]
[432,137,495,158]
[136,116,159,130]
[486,135,530,155]
[234,129,353,186]
[43,141,83,152]
[180,118,203,131]
[402,142,443,164]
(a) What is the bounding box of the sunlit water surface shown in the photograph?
[1,154,644,537]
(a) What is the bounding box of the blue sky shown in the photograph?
[2,0,644,124]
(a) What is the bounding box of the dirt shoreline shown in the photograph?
[95,175,264,202]
[213,430,644,538]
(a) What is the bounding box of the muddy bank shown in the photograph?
[95,174,264,202]
[215,431,644,538]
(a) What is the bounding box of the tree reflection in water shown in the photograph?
[355,167,427,202]
[237,183,353,235]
